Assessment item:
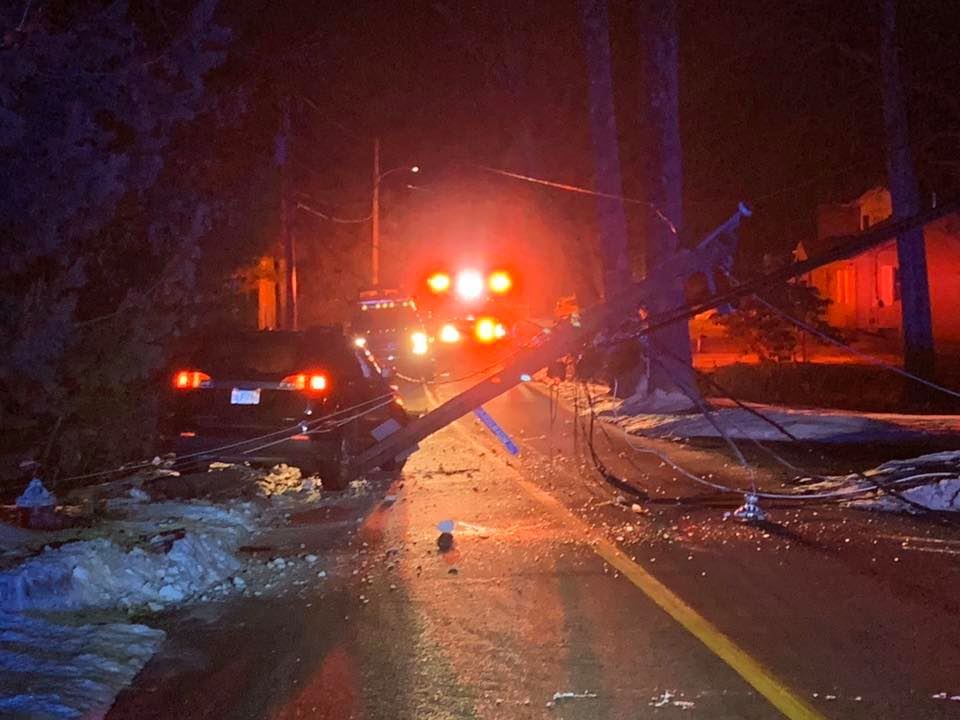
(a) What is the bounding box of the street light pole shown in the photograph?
[370,138,418,288]
[371,137,381,287]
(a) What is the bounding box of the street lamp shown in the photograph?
[371,137,418,286]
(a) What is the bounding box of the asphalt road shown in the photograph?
[108,362,960,720]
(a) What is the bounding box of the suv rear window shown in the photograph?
[189,331,359,378]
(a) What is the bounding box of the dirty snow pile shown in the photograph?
[206,461,320,497]
[797,451,960,512]
[0,500,258,612]
[549,377,960,443]
[254,463,317,495]
[599,398,949,443]
[846,451,960,512]
[0,611,164,720]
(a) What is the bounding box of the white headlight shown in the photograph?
[455,270,484,300]
[411,331,429,355]
[439,323,461,343]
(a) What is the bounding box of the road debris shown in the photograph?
[436,519,456,553]
[649,690,695,709]
[552,691,598,702]
[932,692,960,701]
[733,492,767,522]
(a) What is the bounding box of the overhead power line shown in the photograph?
[473,163,679,236]
[296,200,372,224]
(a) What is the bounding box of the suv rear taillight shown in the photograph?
[173,370,211,390]
[280,371,330,395]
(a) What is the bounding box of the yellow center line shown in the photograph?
[422,383,828,720]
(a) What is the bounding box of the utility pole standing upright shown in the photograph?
[579,0,631,302]
[371,137,381,287]
[277,99,298,330]
[879,0,934,378]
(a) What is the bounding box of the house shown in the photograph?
[794,187,960,343]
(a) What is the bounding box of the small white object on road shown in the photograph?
[552,691,598,702]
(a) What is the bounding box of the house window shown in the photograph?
[835,267,856,305]
[879,265,901,306]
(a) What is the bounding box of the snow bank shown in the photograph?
[548,379,960,443]
[797,451,960,512]
[847,451,960,512]
[610,406,897,442]
[0,611,164,720]
[858,478,960,512]
[0,501,256,612]
[597,399,957,443]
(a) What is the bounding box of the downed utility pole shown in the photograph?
[350,197,960,479]
[349,204,749,477]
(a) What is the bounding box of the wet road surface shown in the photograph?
[108,372,960,720]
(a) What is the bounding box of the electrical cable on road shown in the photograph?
[577,380,949,505]
[645,337,810,475]
[57,392,398,486]
[238,396,398,456]
[645,350,754,476]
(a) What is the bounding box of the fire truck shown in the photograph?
[415,267,529,350]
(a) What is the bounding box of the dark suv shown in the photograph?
[160,328,409,490]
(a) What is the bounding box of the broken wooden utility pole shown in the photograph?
[350,203,750,478]
[348,197,960,480]
[879,0,935,379]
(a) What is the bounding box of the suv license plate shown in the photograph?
[230,388,261,405]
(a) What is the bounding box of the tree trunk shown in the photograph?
[579,0,632,302]
[579,0,642,397]
[878,0,935,378]
[633,0,695,408]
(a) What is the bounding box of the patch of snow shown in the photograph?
[0,501,255,612]
[801,450,960,512]
[127,487,150,502]
[852,478,960,512]
[649,690,695,710]
[611,405,918,443]
[621,389,695,414]
[552,691,598,701]
[257,464,305,496]
[556,380,960,443]
[0,611,164,720]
